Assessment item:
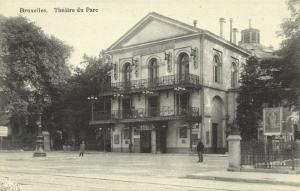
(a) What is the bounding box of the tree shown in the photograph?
[0,16,72,96]
[237,56,283,140]
[0,16,72,140]
[277,0,300,109]
[50,53,111,146]
[237,0,300,140]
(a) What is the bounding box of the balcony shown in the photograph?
[89,106,201,125]
[99,74,202,96]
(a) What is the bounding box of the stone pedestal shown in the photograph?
[227,134,242,171]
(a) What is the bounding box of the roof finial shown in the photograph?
[193,20,198,28]
[249,19,252,28]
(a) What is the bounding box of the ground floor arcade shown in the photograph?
[88,118,228,154]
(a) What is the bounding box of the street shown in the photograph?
[0,151,299,191]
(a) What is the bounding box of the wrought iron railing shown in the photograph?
[241,140,300,169]
[92,106,200,121]
[104,74,201,94]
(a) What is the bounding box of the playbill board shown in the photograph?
[263,107,283,136]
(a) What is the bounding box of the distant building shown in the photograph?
[239,20,278,59]
[88,12,250,153]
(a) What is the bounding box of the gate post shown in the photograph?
[227,134,242,171]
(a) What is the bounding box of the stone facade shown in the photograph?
[89,12,249,153]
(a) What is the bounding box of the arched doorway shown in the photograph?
[177,52,189,81]
[211,96,224,153]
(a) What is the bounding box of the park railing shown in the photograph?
[241,140,300,169]
[0,138,35,151]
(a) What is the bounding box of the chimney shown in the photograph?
[233,28,238,44]
[219,18,226,38]
[193,20,198,28]
[229,18,233,42]
[249,19,252,28]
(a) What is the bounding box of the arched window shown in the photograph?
[178,52,189,81]
[149,58,159,84]
[231,62,238,88]
[213,55,222,83]
[123,62,131,88]
[124,63,131,81]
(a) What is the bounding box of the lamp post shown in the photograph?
[87,96,98,121]
[28,92,51,157]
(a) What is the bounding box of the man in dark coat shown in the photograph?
[197,140,204,162]
[79,141,86,157]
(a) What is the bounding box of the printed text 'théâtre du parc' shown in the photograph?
[20,7,99,13]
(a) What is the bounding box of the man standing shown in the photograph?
[197,140,204,162]
[79,141,86,157]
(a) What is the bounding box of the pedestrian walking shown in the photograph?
[197,140,204,162]
[79,141,86,157]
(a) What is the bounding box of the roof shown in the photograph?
[106,12,249,55]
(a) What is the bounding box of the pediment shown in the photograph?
[108,12,199,50]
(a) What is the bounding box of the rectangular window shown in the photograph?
[179,127,187,138]
[213,66,217,82]
[123,129,130,139]
[114,134,119,144]
[214,66,220,83]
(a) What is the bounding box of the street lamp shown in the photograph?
[28,92,51,157]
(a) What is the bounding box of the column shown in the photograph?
[151,129,156,153]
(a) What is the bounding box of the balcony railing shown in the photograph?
[92,106,200,122]
[100,74,201,95]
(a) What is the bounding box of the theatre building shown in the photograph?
[88,12,249,153]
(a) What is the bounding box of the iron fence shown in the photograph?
[241,140,300,169]
[107,74,202,94]
[0,139,35,151]
[93,106,200,121]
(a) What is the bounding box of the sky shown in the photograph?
[0,0,291,69]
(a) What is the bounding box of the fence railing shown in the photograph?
[0,139,35,151]
[104,74,201,94]
[241,140,300,169]
[93,106,200,121]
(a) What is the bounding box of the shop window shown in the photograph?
[114,134,119,144]
[179,127,187,138]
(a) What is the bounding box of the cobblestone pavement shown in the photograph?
[0,151,299,191]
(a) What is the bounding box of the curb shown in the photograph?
[185,174,300,187]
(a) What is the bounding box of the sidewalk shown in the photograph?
[186,170,300,187]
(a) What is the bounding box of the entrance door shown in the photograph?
[140,130,151,153]
[148,96,159,117]
[212,123,218,153]
[104,128,111,152]
[156,126,167,153]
